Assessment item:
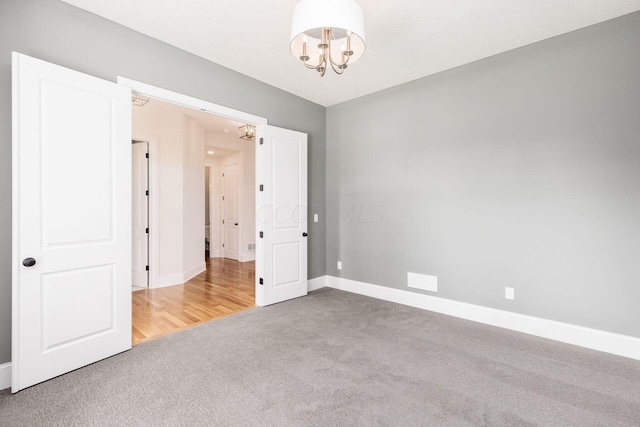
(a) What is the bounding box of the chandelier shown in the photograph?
[290,0,366,77]
[238,124,255,141]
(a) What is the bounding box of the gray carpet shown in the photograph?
[1,288,640,426]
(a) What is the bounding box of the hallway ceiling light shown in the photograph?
[131,94,149,107]
[290,0,366,77]
[238,124,255,141]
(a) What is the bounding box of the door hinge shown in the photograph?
[222,196,225,201]
[259,278,263,285]
[222,173,224,177]
[145,190,149,196]
[145,153,149,159]
[259,231,263,238]
[145,265,149,271]
[259,184,263,192]
[222,243,225,248]
[145,228,149,234]
[259,138,264,145]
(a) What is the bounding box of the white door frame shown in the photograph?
[131,135,159,289]
[117,78,267,298]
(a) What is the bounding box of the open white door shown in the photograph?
[132,142,149,286]
[12,53,131,392]
[256,126,308,306]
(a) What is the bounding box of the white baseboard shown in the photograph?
[156,263,206,289]
[157,273,184,289]
[308,275,327,292]
[183,262,206,283]
[239,252,256,262]
[209,250,224,259]
[0,362,10,390]
[325,276,640,361]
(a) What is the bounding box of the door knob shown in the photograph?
[235,223,239,226]
[302,232,308,237]
[22,258,36,267]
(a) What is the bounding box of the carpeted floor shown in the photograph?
[1,288,640,426]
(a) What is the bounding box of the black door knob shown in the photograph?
[235,223,239,226]
[22,258,36,267]
[302,232,308,237]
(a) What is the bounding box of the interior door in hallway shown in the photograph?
[131,141,149,287]
[223,162,240,260]
[12,53,132,392]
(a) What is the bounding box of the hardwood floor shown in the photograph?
[132,258,255,345]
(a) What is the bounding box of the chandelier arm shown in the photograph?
[318,57,327,76]
[328,52,351,68]
[326,36,349,74]
[328,58,345,75]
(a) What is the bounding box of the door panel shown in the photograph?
[272,242,301,286]
[257,126,308,306]
[42,265,114,350]
[12,52,131,392]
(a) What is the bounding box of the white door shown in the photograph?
[12,53,131,392]
[132,142,149,287]
[257,126,308,306]
[223,163,240,260]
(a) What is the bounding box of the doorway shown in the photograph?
[129,94,258,344]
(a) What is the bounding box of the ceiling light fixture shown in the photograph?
[238,124,255,141]
[290,0,366,77]
[131,94,149,107]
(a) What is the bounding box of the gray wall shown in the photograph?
[0,0,327,364]
[327,12,640,338]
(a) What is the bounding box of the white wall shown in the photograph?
[183,118,206,280]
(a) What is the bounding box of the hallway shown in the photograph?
[132,259,255,345]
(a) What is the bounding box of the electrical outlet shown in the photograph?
[505,287,515,300]
[337,261,342,270]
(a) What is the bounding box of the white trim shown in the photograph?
[11,52,21,392]
[254,124,266,306]
[0,362,10,390]
[240,252,256,262]
[183,262,206,283]
[157,274,184,288]
[131,134,159,289]
[157,262,205,289]
[210,250,224,258]
[117,77,267,127]
[308,275,327,292]
[326,276,640,361]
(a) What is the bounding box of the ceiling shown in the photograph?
[61,0,640,107]
[140,97,247,155]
